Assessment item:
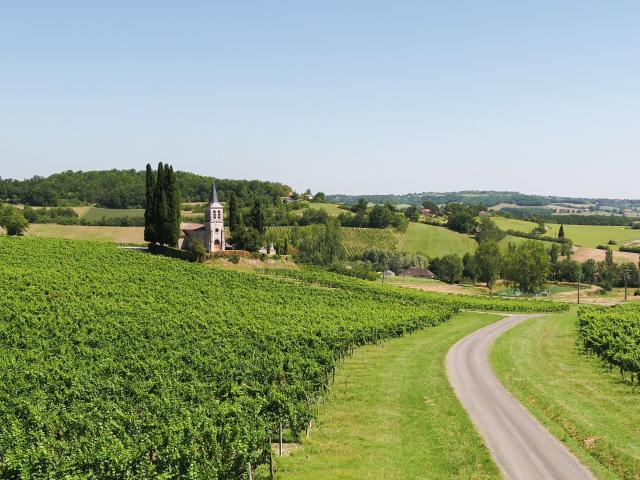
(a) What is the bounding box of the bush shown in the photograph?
[229,254,240,264]
[0,205,29,235]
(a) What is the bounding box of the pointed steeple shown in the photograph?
[210,180,220,205]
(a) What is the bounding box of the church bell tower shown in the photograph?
[206,181,225,252]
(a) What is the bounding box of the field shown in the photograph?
[80,206,145,221]
[25,223,145,243]
[263,268,567,313]
[0,236,468,478]
[273,312,502,479]
[492,217,640,249]
[491,309,640,479]
[497,234,555,251]
[399,222,477,257]
[297,203,348,217]
[267,226,399,257]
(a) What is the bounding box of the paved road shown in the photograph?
[446,314,595,480]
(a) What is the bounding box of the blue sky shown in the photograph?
[1,1,638,197]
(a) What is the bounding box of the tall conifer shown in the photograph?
[152,162,165,244]
[144,164,157,243]
[166,166,181,246]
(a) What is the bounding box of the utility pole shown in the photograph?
[623,268,634,301]
[577,270,581,305]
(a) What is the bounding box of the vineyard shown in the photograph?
[261,267,568,313]
[577,304,640,381]
[267,226,398,257]
[0,237,455,479]
[0,237,567,478]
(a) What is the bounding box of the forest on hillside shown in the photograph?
[0,169,291,208]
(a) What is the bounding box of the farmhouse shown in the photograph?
[180,182,227,252]
[400,266,435,278]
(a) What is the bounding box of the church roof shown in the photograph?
[210,181,222,207]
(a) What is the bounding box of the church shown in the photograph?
[180,181,226,252]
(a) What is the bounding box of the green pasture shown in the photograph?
[492,217,640,249]
[294,203,348,217]
[399,222,477,257]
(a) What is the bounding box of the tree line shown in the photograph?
[0,169,291,208]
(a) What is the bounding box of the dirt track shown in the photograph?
[446,315,595,480]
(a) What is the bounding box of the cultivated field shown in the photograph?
[267,226,399,257]
[25,224,145,244]
[572,246,640,265]
[81,206,145,221]
[492,217,640,249]
[399,222,477,257]
[0,236,457,478]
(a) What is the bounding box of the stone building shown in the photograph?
[181,181,226,253]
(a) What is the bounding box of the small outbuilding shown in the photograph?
[381,270,396,278]
[399,267,435,278]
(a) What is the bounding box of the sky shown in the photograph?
[1,1,639,198]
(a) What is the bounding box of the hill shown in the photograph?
[0,169,291,208]
[327,191,640,209]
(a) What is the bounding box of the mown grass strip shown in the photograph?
[490,309,640,480]
[269,312,502,480]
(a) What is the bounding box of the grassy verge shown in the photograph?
[267,312,502,479]
[490,308,640,480]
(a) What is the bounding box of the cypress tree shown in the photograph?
[152,162,165,244]
[558,224,565,238]
[228,191,241,230]
[173,167,181,239]
[159,163,172,245]
[166,165,181,247]
[144,164,157,243]
[251,199,265,234]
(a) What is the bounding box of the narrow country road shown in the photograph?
[446,314,595,480]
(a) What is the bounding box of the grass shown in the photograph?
[492,217,640,249]
[81,207,145,221]
[25,224,145,244]
[293,203,349,217]
[399,222,477,257]
[269,312,502,480]
[498,234,555,251]
[490,308,640,480]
